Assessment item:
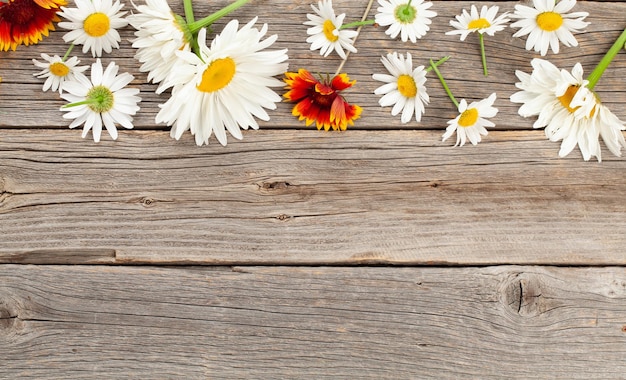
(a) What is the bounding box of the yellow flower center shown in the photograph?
[397,74,417,98]
[323,20,339,42]
[84,13,110,37]
[468,18,491,30]
[536,11,563,32]
[458,108,479,127]
[197,57,236,93]
[50,62,70,77]
[557,85,580,113]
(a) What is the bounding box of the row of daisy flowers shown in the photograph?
[293,0,625,161]
[1,0,625,161]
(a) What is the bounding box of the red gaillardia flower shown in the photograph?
[284,68,362,131]
[0,0,66,51]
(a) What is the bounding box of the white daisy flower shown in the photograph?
[60,59,141,142]
[156,18,289,146]
[304,0,358,59]
[127,0,191,93]
[375,0,437,43]
[510,0,589,56]
[372,52,429,123]
[510,58,625,161]
[446,5,510,41]
[32,53,88,94]
[59,0,128,57]
[443,93,498,146]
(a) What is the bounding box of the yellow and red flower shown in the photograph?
[0,0,65,51]
[284,68,362,131]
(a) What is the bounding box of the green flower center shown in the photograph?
[86,85,114,113]
[458,108,478,127]
[536,11,563,32]
[84,12,110,37]
[394,2,417,24]
[397,75,417,98]
[468,18,491,30]
[50,62,70,77]
[197,57,236,93]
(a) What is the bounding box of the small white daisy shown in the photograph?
[446,5,510,41]
[511,58,625,161]
[304,0,358,59]
[60,59,141,142]
[443,93,498,146]
[510,0,589,56]
[59,0,128,57]
[372,52,429,123]
[375,0,437,43]
[127,0,191,93]
[156,18,289,146]
[32,53,88,94]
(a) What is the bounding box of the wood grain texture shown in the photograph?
[1,129,624,265]
[1,265,625,379]
[1,1,625,130]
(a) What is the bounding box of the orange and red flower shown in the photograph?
[284,69,362,131]
[0,0,65,51]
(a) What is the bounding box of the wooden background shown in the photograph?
[1,0,625,378]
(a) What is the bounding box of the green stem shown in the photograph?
[183,0,195,24]
[187,0,251,33]
[479,33,488,76]
[62,44,74,62]
[587,27,626,90]
[424,56,450,72]
[340,19,375,30]
[62,98,97,108]
[430,58,459,108]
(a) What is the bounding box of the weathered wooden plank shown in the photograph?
[0,129,624,265]
[1,1,625,129]
[1,265,625,378]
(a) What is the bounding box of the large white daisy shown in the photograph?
[156,18,289,146]
[510,0,589,56]
[443,93,498,146]
[372,52,429,123]
[510,58,625,161]
[58,0,128,57]
[32,53,88,94]
[446,5,510,41]
[375,0,437,43]
[304,0,357,59]
[60,59,141,142]
[126,0,191,93]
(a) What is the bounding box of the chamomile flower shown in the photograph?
[510,0,589,56]
[446,5,510,76]
[375,0,437,43]
[156,18,289,146]
[510,58,625,161]
[126,0,191,92]
[284,69,362,131]
[443,93,498,146]
[372,52,429,123]
[446,5,510,41]
[32,52,88,94]
[304,0,358,59]
[0,0,65,51]
[60,59,141,142]
[58,0,128,57]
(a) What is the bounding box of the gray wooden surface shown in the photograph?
[1,0,625,378]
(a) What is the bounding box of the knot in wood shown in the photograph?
[501,272,547,318]
[0,297,18,330]
[261,181,291,191]
[140,197,156,207]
